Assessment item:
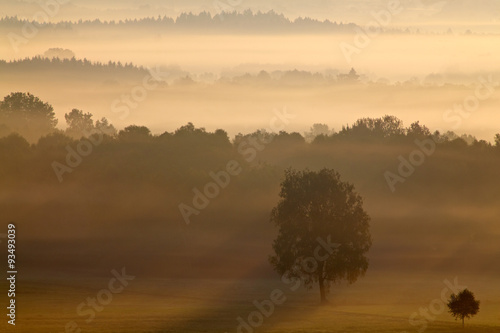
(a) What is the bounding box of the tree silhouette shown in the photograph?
[94,117,116,137]
[43,48,75,59]
[65,109,94,138]
[0,11,363,34]
[65,109,116,139]
[339,115,405,141]
[118,125,152,142]
[304,123,332,142]
[407,121,431,139]
[269,168,371,303]
[0,92,57,141]
[447,289,480,328]
[338,68,360,83]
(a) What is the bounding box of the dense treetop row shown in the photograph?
[0,11,359,33]
[1,92,499,149]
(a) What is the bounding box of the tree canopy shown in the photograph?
[448,288,480,328]
[269,168,371,303]
[0,92,57,141]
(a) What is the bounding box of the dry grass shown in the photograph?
[2,272,499,332]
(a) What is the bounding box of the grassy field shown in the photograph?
[2,272,499,332]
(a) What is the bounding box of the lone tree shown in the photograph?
[269,168,371,303]
[447,289,480,328]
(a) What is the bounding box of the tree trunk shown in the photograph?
[319,276,327,304]
[318,261,327,304]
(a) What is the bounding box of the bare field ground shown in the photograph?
[2,272,499,332]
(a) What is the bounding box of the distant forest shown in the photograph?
[0,11,481,35]
[1,11,366,34]
[0,56,361,85]
[0,56,145,74]
[1,56,485,87]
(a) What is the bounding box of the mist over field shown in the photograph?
[1,1,500,333]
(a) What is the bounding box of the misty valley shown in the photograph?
[0,2,499,333]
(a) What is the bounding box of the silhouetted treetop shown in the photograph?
[0,11,359,34]
[0,92,57,142]
[0,56,147,75]
[118,125,152,143]
[447,289,480,328]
